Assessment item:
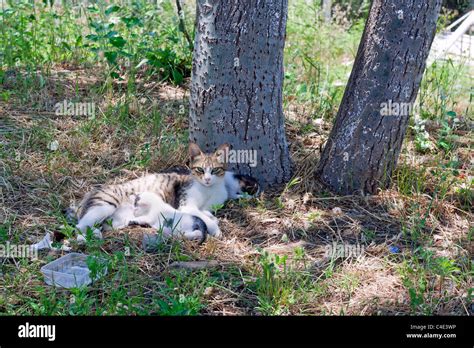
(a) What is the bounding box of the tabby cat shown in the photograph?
[73,143,259,242]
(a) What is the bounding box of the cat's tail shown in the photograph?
[63,204,78,224]
[190,215,208,244]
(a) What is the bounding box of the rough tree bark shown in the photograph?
[316,0,442,195]
[321,0,332,23]
[189,0,292,187]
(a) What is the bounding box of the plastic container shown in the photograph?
[40,253,107,288]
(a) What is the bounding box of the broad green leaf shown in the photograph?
[104,51,118,64]
[109,36,126,48]
[105,5,121,16]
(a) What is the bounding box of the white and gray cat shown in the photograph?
[69,143,260,243]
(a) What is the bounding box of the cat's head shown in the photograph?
[189,143,230,187]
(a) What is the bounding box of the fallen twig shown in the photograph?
[169,260,219,270]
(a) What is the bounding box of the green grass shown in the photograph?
[284,0,365,120]
[0,0,472,316]
[398,246,466,315]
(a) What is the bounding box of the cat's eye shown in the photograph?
[193,167,204,174]
[211,167,224,175]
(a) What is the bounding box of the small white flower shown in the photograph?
[123,149,131,161]
[313,118,324,126]
[48,140,59,151]
[109,16,120,24]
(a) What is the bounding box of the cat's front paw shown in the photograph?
[208,225,222,238]
[76,233,87,244]
[76,228,102,243]
[92,228,103,239]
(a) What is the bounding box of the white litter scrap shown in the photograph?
[30,232,72,252]
[47,140,59,151]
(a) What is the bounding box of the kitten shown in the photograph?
[129,191,209,242]
[73,143,259,242]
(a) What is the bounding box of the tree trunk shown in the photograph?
[189,0,292,188]
[316,0,442,195]
[321,0,332,23]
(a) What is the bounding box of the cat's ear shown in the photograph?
[189,142,203,161]
[215,143,230,165]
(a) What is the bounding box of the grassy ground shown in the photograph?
[0,0,472,315]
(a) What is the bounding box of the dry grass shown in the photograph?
[0,67,472,316]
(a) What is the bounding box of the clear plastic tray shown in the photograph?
[40,252,107,288]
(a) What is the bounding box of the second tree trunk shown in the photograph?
[316,0,442,195]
